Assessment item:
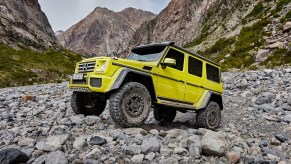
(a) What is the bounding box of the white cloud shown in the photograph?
[39,0,170,31]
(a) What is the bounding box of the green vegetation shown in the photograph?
[261,49,291,68]
[198,19,270,71]
[245,2,264,20]
[281,10,291,23]
[271,0,291,15]
[0,44,82,88]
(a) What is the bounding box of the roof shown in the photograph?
[132,41,220,67]
[133,42,175,50]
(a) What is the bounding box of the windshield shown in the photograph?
[127,45,166,62]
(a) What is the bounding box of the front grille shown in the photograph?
[78,62,96,73]
[90,78,102,88]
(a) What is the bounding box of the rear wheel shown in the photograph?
[109,82,151,127]
[154,105,177,123]
[71,92,106,116]
[196,101,221,130]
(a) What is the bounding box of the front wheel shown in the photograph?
[196,101,221,130]
[109,82,151,127]
[71,92,106,116]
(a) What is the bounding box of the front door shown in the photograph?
[156,48,186,101]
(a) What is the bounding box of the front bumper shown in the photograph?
[68,74,114,93]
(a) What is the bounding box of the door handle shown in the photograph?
[178,80,184,83]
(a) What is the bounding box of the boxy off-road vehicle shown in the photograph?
[69,42,223,129]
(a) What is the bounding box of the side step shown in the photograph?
[159,98,195,110]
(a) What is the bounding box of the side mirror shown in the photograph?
[161,58,176,68]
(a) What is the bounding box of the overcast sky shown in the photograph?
[39,0,171,32]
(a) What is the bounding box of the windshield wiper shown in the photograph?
[137,59,147,62]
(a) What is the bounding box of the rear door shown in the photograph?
[155,48,186,101]
[184,55,205,103]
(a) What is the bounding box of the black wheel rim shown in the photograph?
[125,94,144,117]
[207,108,218,127]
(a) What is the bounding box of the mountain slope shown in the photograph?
[0,0,58,50]
[0,0,82,88]
[128,0,291,70]
[58,7,155,57]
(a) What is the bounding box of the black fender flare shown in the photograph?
[109,68,155,93]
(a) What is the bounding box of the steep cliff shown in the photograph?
[58,7,155,57]
[0,0,58,50]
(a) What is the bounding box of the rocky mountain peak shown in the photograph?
[57,6,155,57]
[118,7,156,30]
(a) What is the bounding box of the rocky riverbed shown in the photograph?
[0,69,291,164]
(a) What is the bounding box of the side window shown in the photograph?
[188,56,203,77]
[206,64,220,83]
[164,48,184,71]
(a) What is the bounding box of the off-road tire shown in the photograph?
[109,82,151,127]
[71,92,106,116]
[154,105,177,123]
[196,101,221,130]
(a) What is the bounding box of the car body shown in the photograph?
[69,42,223,129]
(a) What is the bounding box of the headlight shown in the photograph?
[100,62,107,71]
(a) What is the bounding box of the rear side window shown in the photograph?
[188,56,203,77]
[206,64,220,83]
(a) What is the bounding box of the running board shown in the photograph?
[159,98,195,110]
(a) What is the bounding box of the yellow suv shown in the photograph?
[69,42,223,129]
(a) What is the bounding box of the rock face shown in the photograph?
[128,0,243,49]
[57,7,155,57]
[0,0,58,49]
[117,7,156,30]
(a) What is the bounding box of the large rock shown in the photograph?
[86,116,101,126]
[69,115,85,125]
[88,136,107,146]
[73,137,87,150]
[226,151,240,163]
[18,137,35,146]
[283,22,291,32]
[141,138,160,154]
[201,131,226,157]
[124,144,142,155]
[44,135,69,151]
[131,154,144,163]
[46,151,68,164]
[267,42,286,49]
[255,49,270,62]
[84,148,101,160]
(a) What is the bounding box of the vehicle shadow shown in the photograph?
[141,111,198,132]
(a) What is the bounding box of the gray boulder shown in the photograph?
[141,138,160,154]
[46,151,68,164]
[201,131,226,157]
